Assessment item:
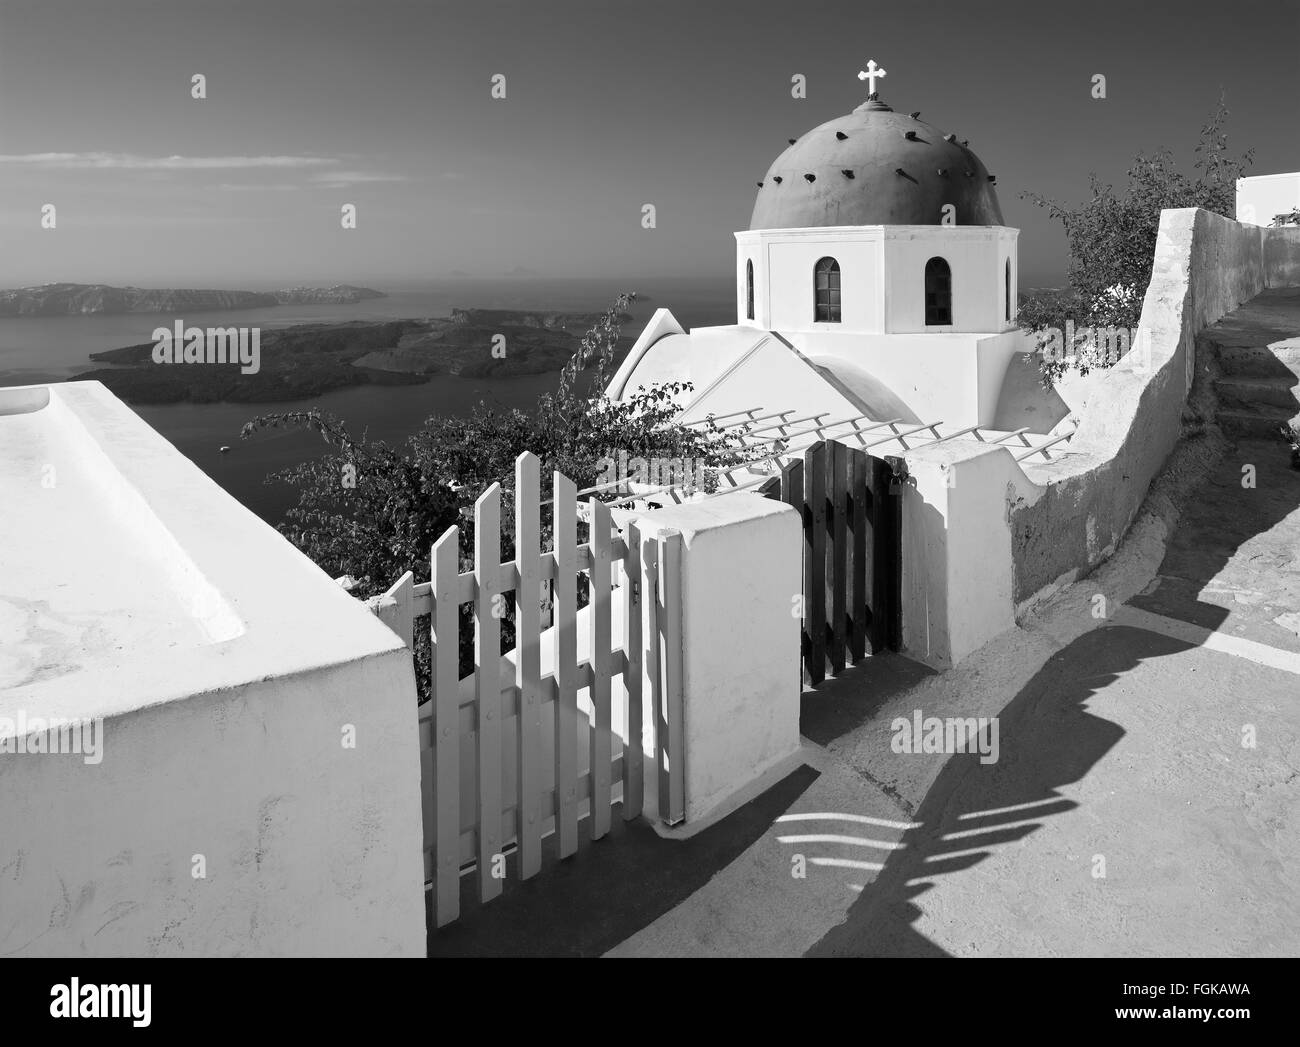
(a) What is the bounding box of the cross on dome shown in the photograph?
[857,59,887,94]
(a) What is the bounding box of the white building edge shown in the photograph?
[1237,171,1300,227]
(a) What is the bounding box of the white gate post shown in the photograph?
[629,495,802,829]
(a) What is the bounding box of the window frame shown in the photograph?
[924,256,953,327]
[813,256,841,324]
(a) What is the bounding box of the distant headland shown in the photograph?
[0,283,387,317]
[69,308,632,405]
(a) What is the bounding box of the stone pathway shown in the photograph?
[1209,287,1300,439]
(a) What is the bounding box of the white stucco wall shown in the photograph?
[742,228,884,332]
[0,382,426,957]
[783,329,1028,428]
[735,225,1017,335]
[882,227,1018,333]
[974,330,1033,426]
[1,652,422,957]
[1237,172,1300,227]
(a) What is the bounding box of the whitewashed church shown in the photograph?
[606,62,1037,432]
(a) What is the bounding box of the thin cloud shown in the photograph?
[215,183,301,192]
[309,170,410,188]
[0,152,338,170]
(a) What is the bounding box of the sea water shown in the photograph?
[0,278,733,522]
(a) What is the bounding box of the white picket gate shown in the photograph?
[369,452,684,929]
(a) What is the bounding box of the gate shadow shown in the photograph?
[427,764,820,957]
[804,625,1180,956]
[800,651,937,747]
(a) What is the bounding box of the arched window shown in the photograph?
[1005,258,1012,322]
[745,259,755,321]
[814,257,841,323]
[924,257,952,326]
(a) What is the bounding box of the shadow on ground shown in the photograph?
[801,651,936,746]
[1130,436,1300,650]
[804,626,1202,956]
[427,764,819,957]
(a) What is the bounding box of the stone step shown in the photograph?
[1218,406,1300,439]
[1214,375,1300,411]
[1213,339,1300,380]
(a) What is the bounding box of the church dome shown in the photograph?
[750,96,1004,230]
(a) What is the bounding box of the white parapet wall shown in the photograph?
[897,209,1300,669]
[1011,210,1300,610]
[0,381,427,957]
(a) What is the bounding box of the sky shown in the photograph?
[0,0,1296,290]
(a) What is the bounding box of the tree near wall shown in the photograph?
[1019,95,1254,385]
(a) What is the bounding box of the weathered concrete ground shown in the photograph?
[431,292,1300,957]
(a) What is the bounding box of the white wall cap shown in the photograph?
[0,381,408,725]
[628,492,795,541]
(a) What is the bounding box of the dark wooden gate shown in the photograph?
[762,439,906,685]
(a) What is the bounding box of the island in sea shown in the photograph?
[67,308,633,404]
[0,282,387,317]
